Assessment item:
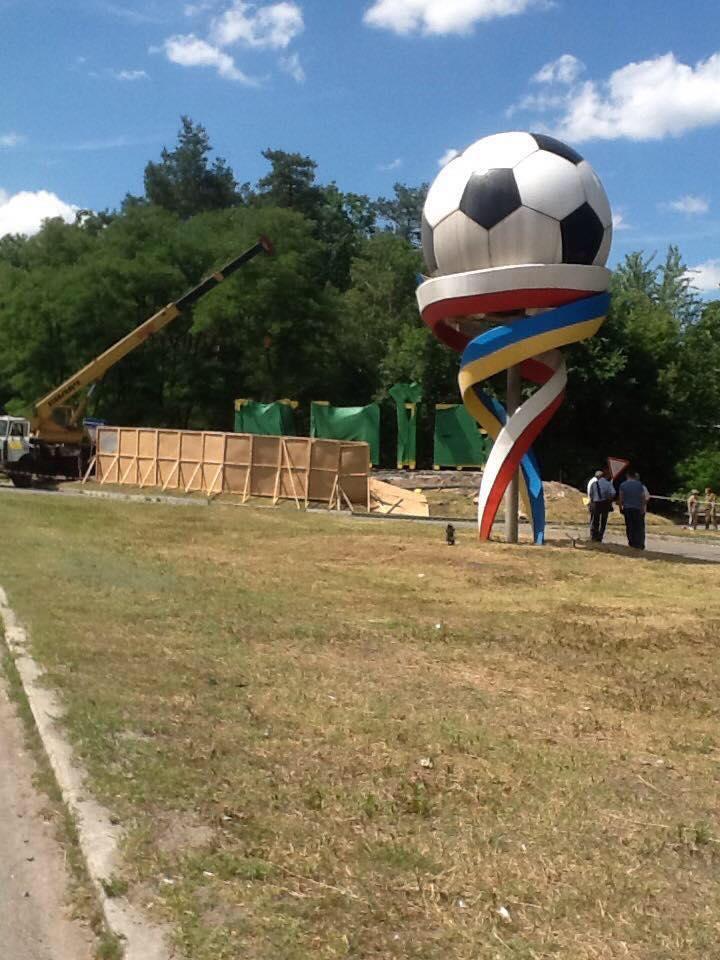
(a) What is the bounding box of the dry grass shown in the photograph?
[2,491,720,959]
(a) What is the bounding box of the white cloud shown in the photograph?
[58,135,158,151]
[533,53,583,86]
[685,259,720,293]
[663,194,709,215]
[554,52,720,142]
[162,3,303,84]
[184,1,216,14]
[507,55,580,117]
[108,70,150,82]
[378,157,403,171]
[280,51,305,83]
[161,34,258,83]
[506,90,566,117]
[438,147,460,167]
[363,0,543,35]
[0,189,78,239]
[210,1,303,49]
[0,132,24,148]
[103,3,164,25]
[612,211,630,231]
[112,69,149,81]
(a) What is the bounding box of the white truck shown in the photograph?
[0,416,33,486]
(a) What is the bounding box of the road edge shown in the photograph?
[0,586,171,960]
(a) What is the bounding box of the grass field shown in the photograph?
[2,491,720,959]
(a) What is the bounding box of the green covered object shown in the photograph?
[389,382,422,469]
[310,402,380,465]
[433,404,490,469]
[234,400,296,436]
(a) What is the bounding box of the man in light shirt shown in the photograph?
[587,468,616,543]
[619,470,651,550]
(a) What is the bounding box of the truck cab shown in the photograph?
[0,416,31,466]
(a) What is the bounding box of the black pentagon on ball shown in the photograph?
[459,168,522,230]
[561,202,604,265]
[421,214,438,273]
[531,133,584,165]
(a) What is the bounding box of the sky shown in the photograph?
[3,0,720,291]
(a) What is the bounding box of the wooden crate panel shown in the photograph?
[157,431,181,460]
[225,435,252,466]
[93,427,369,508]
[138,430,158,458]
[224,464,249,494]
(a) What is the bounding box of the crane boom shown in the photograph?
[32,236,273,443]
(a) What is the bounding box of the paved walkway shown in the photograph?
[546,524,720,564]
[0,678,94,960]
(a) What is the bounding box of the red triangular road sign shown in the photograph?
[607,456,630,481]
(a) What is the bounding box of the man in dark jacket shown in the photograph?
[619,470,650,549]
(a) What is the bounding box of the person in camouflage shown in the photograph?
[704,488,717,531]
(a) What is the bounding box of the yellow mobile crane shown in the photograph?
[0,236,273,486]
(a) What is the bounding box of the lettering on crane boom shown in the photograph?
[49,379,83,407]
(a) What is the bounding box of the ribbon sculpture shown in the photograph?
[417,264,611,545]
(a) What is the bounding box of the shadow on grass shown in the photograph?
[572,540,718,566]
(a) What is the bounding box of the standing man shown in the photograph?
[619,470,650,550]
[704,488,717,531]
[586,469,616,542]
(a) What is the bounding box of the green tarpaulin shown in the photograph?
[310,401,380,465]
[433,404,490,469]
[389,382,422,469]
[234,400,296,436]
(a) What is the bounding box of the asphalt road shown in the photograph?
[0,679,94,960]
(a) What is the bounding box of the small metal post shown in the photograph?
[504,364,521,544]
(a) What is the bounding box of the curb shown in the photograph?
[0,484,209,509]
[0,586,171,960]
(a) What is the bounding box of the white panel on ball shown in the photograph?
[489,206,562,268]
[424,155,473,228]
[514,151,584,221]
[577,161,612,228]
[433,210,490,274]
[594,224,613,267]
[462,132,538,172]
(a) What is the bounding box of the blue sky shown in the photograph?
[3,0,720,289]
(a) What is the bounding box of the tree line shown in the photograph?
[0,117,718,494]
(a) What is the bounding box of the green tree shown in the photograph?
[540,249,691,490]
[256,149,323,217]
[676,446,720,492]
[658,245,701,326]
[339,233,457,402]
[255,150,377,290]
[375,182,428,245]
[143,116,238,218]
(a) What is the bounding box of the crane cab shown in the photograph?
[0,416,31,462]
[0,417,33,486]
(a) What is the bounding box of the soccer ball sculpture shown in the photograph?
[417,132,613,544]
[423,132,612,275]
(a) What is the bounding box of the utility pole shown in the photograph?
[504,364,521,543]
